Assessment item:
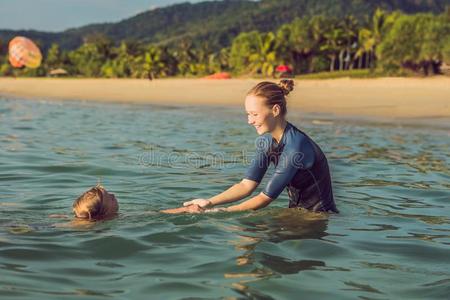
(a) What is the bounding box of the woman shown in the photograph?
[163,80,338,214]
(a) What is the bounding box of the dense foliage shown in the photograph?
[0,1,448,77]
[0,0,447,52]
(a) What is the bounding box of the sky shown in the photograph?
[0,0,204,32]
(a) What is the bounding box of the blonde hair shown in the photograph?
[73,185,118,220]
[247,79,294,116]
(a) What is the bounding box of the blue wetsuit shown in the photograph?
[245,122,338,213]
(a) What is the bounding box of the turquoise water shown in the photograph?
[0,98,449,299]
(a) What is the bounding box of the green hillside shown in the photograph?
[0,0,448,52]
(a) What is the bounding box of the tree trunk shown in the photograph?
[339,50,344,71]
[292,51,302,74]
[344,49,352,70]
[365,51,370,69]
[358,54,363,69]
[349,56,355,70]
[306,54,314,74]
[432,60,441,74]
[370,47,376,70]
[330,55,336,72]
[422,61,429,76]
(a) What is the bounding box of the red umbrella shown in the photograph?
[276,65,292,73]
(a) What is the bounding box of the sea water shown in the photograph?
[0,98,449,299]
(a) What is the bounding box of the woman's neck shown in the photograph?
[271,119,287,144]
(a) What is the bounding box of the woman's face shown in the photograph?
[245,94,279,135]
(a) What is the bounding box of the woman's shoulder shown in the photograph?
[284,123,317,168]
[285,122,311,147]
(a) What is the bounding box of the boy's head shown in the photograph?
[73,185,118,220]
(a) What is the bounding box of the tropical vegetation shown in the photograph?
[0,4,448,78]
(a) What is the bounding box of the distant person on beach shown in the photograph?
[163,79,338,214]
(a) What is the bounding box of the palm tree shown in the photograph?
[248,32,279,76]
[229,30,281,76]
[208,47,230,73]
[352,9,395,70]
[173,40,198,76]
[68,43,104,77]
[354,28,375,69]
[46,43,62,70]
[340,16,358,70]
[321,26,344,72]
[368,9,398,69]
[143,46,169,79]
[279,18,316,74]
[275,23,295,67]
[229,31,260,74]
[308,16,329,73]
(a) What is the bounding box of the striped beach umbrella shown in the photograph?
[8,36,42,69]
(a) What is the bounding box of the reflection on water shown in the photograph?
[223,210,333,299]
[0,98,449,299]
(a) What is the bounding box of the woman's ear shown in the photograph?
[272,104,281,117]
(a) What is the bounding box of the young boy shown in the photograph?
[72,185,119,220]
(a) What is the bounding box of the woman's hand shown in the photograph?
[161,204,204,214]
[183,198,212,208]
[185,204,204,213]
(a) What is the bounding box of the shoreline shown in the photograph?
[1,77,449,122]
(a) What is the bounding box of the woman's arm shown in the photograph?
[165,192,272,214]
[184,179,258,208]
[209,145,310,212]
[225,192,273,212]
[209,179,258,206]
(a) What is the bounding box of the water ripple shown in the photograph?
[0,98,449,299]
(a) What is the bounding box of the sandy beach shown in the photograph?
[0,77,449,120]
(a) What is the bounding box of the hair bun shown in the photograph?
[278,79,294,96]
